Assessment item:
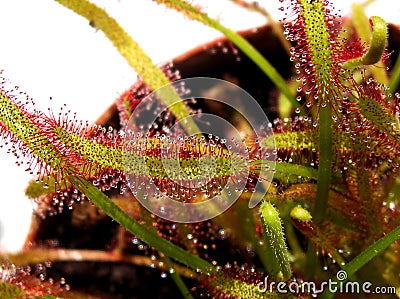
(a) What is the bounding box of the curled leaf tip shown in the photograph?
[343,16,387,70]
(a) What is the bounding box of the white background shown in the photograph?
[0,0,398,252]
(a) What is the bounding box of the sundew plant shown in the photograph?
[0,0,400,298]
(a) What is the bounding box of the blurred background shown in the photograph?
[0,0,398,252]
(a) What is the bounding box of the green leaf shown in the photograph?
[357,96,400,146]
[152,0,299,110]
[0,93,70,173]
[350,4,388,83]
[343,16,387,70]
[163,257,195,299]
[275,162,318,180]
[259,201,292,280]
[321,224,400,299]
[0,281,25,299]
[389,52,400,93]
[54,0,199,135]
[262,130,318,151]
[70,175,213,272]
[201,269,287,298]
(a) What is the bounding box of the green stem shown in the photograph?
[163,257,195,299]
[282,218,304,260]
[313,103,333,223]
[306,102,333,278]
[235,201,272,273]
[136,202,194,299]
[71,175,214,272]
[228,0,292,55]
[321,224,400,299]
[54,0,199,135]
[305,243,317,279]
[389,53,400,94]
[296,0,335,226]
[153,0,299,110]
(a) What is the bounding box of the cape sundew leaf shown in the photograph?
[0,89,71,179]
[260,201,292,280]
